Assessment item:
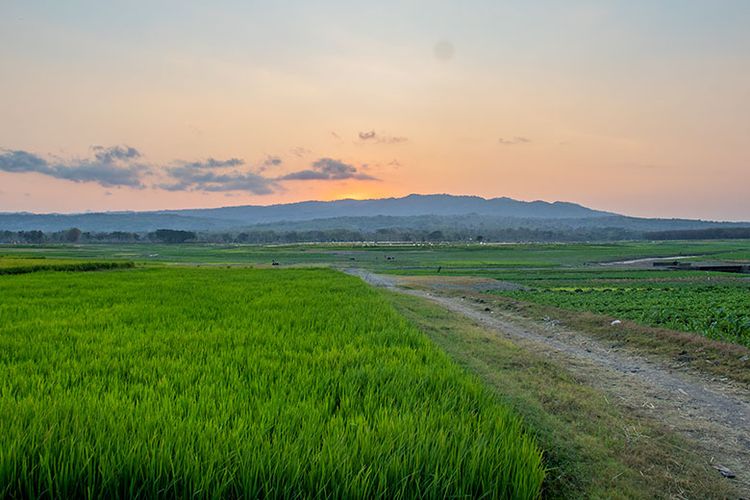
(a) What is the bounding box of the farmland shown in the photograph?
[1,240,749,497]
[6,240,747,347]
[0,255,133,275]
[2,239,750,269]
[498,280,750,347]
[0,267,543,498]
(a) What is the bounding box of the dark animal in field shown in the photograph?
[272,260,279,266]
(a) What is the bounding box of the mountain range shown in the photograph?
[0,194,746,234]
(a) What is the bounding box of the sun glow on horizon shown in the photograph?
[321,187,390,202]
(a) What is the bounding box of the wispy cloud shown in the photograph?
[180,158,245,169]
[159,159,276,194]
[279,158,378,181]
[289,146,310,158]
[0,146,149,188]
[358,130,408,144]
[91,145,141,162]
[263,155,282,167]
[498,136,531,145]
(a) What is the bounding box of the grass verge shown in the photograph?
[384,289,741,499]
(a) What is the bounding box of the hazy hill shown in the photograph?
[162,194,613,224]
[0,194,746,234]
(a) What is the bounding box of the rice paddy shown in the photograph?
[0,255,133,275]
[0,267,544,498]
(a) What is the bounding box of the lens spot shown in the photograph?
[434,40,455,61]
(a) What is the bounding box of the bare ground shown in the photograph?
[346,269,750,495]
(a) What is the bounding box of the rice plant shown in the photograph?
[0,267,544,498]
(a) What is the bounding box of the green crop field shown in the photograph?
[0,255,134,275]
[2,241,749,497]
[0,267,543,498]
[497,277,750,347]
[2,239,749,270]
[3,240,750,349]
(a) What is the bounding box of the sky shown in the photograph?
[0,0,748,220]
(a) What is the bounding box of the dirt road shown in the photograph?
[346,269,750,493]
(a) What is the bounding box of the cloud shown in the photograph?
[498,137,531,145]
[263,155,283,167]
[92,145,141,162]
[289,146,310,158]
[54,161,148,187]
[357,130,408,144]
[0,146,148,188]
[0,149,53,174]
[160,161,276,194]
[279,158,378,181]
[181,157,244,169]
[1,146,379,194]
[254,155,284,174]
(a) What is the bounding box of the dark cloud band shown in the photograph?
[0,146,147,188]
[1,146,378,194]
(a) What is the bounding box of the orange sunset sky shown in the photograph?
[0,1,748,219]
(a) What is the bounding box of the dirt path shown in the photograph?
[346,269,750,493]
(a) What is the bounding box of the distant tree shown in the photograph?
[646,227,750,240]
[19,230,45,244]
[475,235,484,243]
[427,230,444,242]
[64,227,82,243]
[282,231,299,243]
[110,231,140,242]
[151,229,196,244]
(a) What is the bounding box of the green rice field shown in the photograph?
[2,239,749,270]
[0,266,543,498]
[0,255,133,275]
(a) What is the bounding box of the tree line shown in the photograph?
[0,229,193,244]
[0,226,654,244]
[645,227,750,240]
